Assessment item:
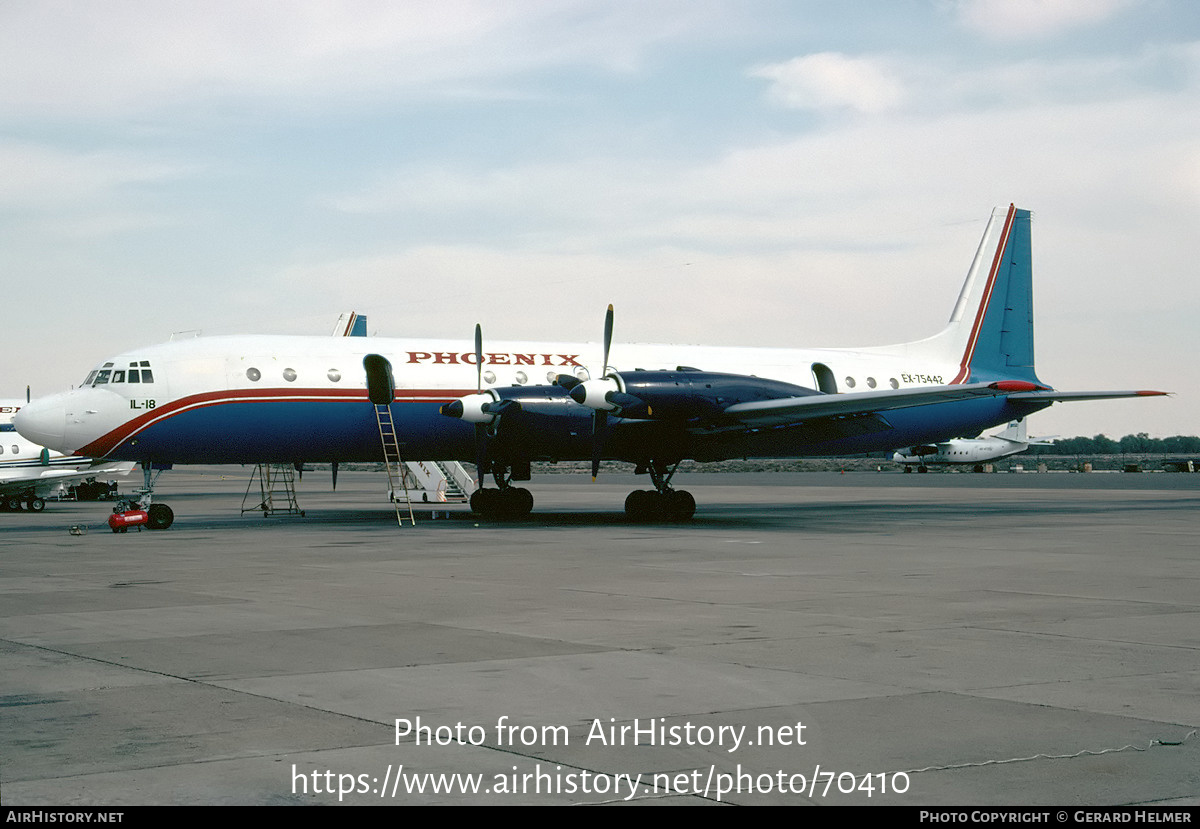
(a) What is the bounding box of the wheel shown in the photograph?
[146,503,174,530]
[5,496,22,511]
[917,466,928,473]
[664,490,696,521]
[470,488,495,516]
[27,497,46,512]
[625,490,659,521]
[507,487,534,517]
[903,466,913,473]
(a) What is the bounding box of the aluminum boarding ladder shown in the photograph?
[374,404,415,526]
[241,463,304,517]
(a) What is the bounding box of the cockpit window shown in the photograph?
[130,361,153,383]
[86,360,153,386]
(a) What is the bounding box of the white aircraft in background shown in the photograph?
[16,205,1166,526]
[0,398,133,512]
[893,419,1054,472]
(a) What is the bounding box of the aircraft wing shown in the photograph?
[0,462,134,494]
[721,381,1047,429]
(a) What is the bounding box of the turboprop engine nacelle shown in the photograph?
[439,391,513,424]
[571,370,821,422]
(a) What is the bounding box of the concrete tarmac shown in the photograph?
[2,468,1198,806]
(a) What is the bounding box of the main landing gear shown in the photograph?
[470,463,534,519]
[1,495,45,512]
[625,460,695,522]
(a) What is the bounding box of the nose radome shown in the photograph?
[13,395,68,451]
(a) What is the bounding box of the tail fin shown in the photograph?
[334,312,368,337]
[995,419,1027,441]
[912,205,1042,385]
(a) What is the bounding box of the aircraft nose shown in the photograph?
[14,396,68,451]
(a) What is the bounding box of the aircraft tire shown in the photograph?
[470,488,533,519]
[5,496,23,511]
[624,489,654,521]
[903,466,912,473]
[917,466,928,473]
[664,490,696,521]
[626,489,694,521]
[147,503,175,530]
[27,497,46,512]
[508,487,534,517]
[469,488,490,515]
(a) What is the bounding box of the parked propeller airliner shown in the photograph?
[15,206,1165,525]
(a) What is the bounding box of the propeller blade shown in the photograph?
[591,305,614,480]
[602,304,613,379]
[474,323,483,393]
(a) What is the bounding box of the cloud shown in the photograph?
[0,0,733,118]
[953,0,1140,39]
[0,142,185,210]
[750,52,905,113]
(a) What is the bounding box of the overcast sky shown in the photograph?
[2,0,1196,438]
